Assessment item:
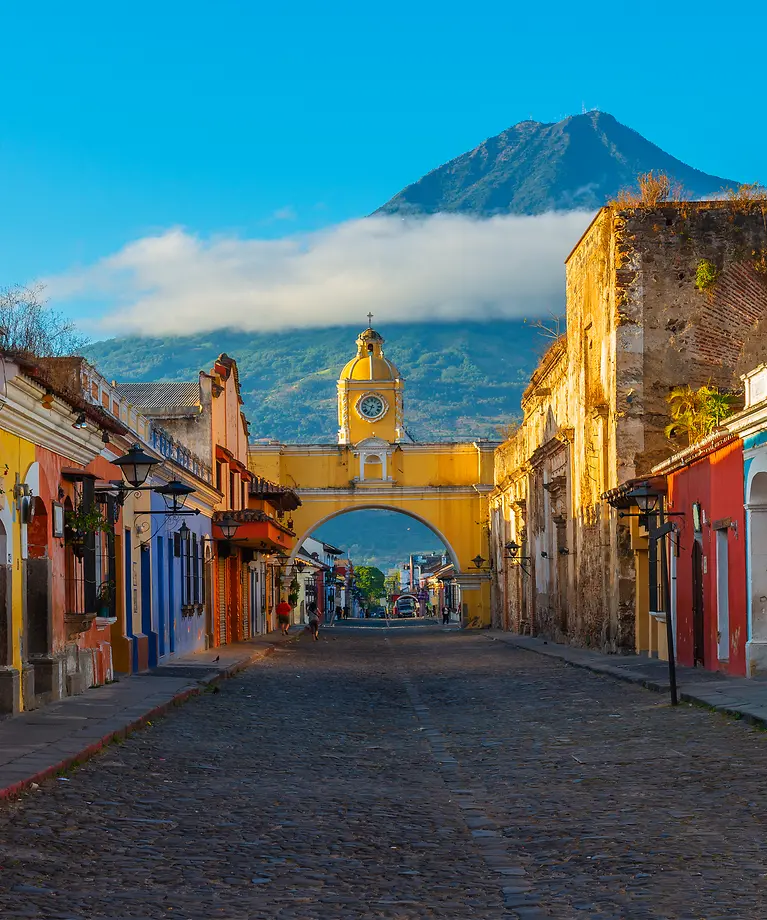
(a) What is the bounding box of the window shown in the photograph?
[192,533,200,604]
[215,462,223,494]
[230,471,236,509]
[241,480,246,510]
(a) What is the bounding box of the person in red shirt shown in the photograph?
[276,599,292,635]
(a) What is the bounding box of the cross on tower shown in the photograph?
[367,312,374,327]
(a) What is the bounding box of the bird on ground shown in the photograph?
[213,655,220,662]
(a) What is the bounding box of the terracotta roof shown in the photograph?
[4,351,129,436]
[651,430,737,476]
[114,381,200,411]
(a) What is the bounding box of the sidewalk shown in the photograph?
[488,632,767,726]
[0,631,297,801]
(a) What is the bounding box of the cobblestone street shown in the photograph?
[1,626,766,919]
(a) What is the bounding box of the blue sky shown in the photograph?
[2,0,765,329]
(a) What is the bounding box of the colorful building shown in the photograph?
[725,363,767,676]
[651,434,747,675]
[0,351,134,711]
[117,355,300,646]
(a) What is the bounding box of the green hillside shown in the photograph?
[85,320,547,443]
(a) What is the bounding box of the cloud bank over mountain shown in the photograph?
[46,212,592,336]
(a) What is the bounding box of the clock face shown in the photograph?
[357,394,386,421]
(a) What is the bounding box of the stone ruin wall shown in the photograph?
[616,202,767,477]
[492,202,767,653]
[563,211,626,649]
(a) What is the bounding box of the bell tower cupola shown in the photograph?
[337,324,404,445]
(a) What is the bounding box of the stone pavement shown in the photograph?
[1,625,766,918]
[489,631,767,726]
[0,631,296,800]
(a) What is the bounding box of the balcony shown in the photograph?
[249,477,302,512]
[212,509,296,553]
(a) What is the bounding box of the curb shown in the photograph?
[487,633,767,729]
[0,638,295,802]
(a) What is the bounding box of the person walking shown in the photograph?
[442,605,450,626]
[307,601,320,641]
[276,598,292,635]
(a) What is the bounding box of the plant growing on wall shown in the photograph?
[66,505,112,536]
[753,248,767,275]
[611,171,686,208]
[665,384,739,445]
[695,259,719,293]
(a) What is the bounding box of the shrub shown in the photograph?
[695,259,719,293]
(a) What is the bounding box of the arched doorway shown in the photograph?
[25,496,53,699]
[747,468,767,675]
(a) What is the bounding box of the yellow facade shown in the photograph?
[249,327,496,626]
[0,428,36,710]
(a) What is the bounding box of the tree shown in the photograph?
[354,565,386,611]
[0,284,89,357]
[665,384,739,445]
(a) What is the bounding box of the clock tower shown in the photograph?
[337,326,404,446]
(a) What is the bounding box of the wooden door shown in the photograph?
[692,540,705,667]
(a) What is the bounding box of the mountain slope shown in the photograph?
[376,111,739,216]
[85,320,544,443]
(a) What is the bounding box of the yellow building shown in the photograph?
[0,428,36,713]
[248,326,497,626]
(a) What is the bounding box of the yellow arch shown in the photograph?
[288,502,460,571]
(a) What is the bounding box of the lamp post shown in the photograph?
[628,482,678,706]
[108,445,200,515]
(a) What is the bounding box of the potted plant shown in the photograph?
[96,580,115,617]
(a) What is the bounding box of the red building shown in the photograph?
[654,432,747,676]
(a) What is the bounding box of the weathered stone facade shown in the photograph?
[491,201,767,651]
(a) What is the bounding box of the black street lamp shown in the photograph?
[627,482,678,706]
[471,554,486,569]
[155,479,195,513]
[113,443,160,488]
[628,481,660,515]
[217,515,240,541]
[178,521,191,542]
[504,540,531,573]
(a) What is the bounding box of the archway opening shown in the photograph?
[294,507,459,624]
[747,471,767,668]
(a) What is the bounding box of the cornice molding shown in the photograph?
[0,377,104,466]
[295,485,485,500]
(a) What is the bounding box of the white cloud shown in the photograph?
[45,212,593,337]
